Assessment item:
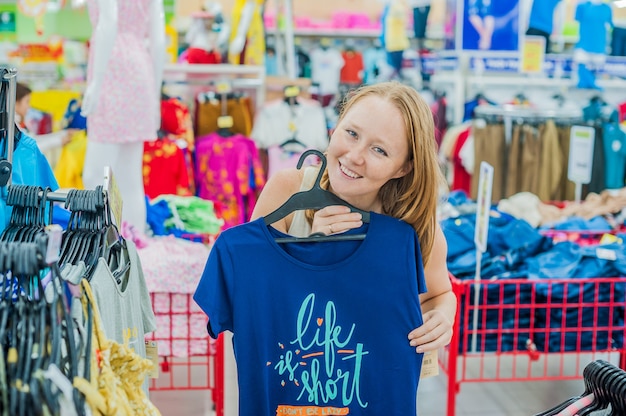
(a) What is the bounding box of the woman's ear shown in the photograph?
[393,161,413,179]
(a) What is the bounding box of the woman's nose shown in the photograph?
[346,144,365,164]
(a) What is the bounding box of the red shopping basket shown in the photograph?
[146,292,224,416]
[439,274,626,416]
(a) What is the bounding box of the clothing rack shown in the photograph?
[474,104,582,123]
[2,67,17,186]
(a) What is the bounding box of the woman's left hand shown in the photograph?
[408,308,453,353]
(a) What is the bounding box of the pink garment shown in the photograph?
[266,144,320,179]
[194,133,265,229]
[86,0,159,143]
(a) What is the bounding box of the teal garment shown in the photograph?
[154,194,224,235]
[0,132,59,233]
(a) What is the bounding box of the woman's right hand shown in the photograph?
[311,205,363,236]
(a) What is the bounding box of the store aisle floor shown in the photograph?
[150,352,617,415]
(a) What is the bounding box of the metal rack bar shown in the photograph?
[3,68,17,186]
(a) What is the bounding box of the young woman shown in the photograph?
[251,81,456,353]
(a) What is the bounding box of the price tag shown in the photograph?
[420,350,439,379]
[284,85,300,98]
[44,224,63,264]
[474,161,494,253]
[217,115,234,129]
[145,341,159,379]
[216,80,232,94]
[520,35,545,74]
[568,126,595,184]
[103,166,123,227]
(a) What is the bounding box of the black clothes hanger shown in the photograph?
[263,150,370,243]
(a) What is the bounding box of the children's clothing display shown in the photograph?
[194,213,426,414]
[575,1,613,55]
[526,0,562,53]
[143,138,191,199]
[310,46,345,95]
[194,132,265,228]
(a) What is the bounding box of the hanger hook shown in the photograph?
[296,149,326,189]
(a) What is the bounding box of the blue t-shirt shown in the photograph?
[576,2,612,54]
[602,122,626,189]
[0,132,59,233]
[194,213,427,415]
[528,0,561,34]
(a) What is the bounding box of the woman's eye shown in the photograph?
[346,129,357,138]
[373,147,388,156]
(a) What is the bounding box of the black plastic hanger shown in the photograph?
[263,149,370,243]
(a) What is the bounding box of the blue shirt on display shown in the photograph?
[194,213,427,415]
[528,0,562,34]
[575,1,613,54]
[0,132,59,233]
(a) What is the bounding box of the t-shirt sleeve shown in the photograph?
[193,240,234,339]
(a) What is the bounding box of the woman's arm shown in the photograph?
[250,168,304,232]
[409,223,456,352]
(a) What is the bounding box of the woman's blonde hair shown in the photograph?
[308,81,445,266]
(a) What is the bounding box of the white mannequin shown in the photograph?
[81,0,165,230]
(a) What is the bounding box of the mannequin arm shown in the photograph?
[81,0,118,116]
[148,0,166,96]
[230,1,255,55]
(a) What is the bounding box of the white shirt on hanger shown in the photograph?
[310,47,345,95]
[251,98,329,151]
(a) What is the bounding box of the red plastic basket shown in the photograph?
[439,274,626,416]
[146,292,224,416]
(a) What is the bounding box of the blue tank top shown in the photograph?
[194,213,427,415]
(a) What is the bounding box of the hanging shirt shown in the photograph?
[88,240,157,393]
[0,132,59,234]
[54,130,87,189]
[143,138,191,199]
[528,0,562,34]
[340,50,364,85]
[251,99,328,151]
[362,46,387,84]
[194,132,265,229]
[310,47,345,95]
[575,1,613,54]
[194,213,427,415]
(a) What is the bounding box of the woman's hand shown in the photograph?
[408,308,453,353]
[310,205,363,235]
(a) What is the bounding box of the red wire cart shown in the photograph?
[439,274,626,416]
[146,292,225,416]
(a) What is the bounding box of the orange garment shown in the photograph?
[340,50,364,85]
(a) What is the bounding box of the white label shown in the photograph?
[474,161,494,253]
[44,224,63,264]
[596,248,617,261]
[474,118,487,129]
[567,126,595,185]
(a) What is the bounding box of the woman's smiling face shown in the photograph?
[325,95,412,212]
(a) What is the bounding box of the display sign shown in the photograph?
[0,4,16,42]
[567,126,595,185]
[104,166,123,227]
[520,35,545,74]
[474,161,494,253]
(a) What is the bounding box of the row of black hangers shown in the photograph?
[0,233,88,416]
[535,359,626,415]
[59,186,127,282]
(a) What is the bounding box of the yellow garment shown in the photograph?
[54,130,87,189]
[384,0,410,52]
[74,280,160,416]
[228,0,266,65]
[30,90,82,130]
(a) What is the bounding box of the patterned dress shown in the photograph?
[86,0,159,143]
